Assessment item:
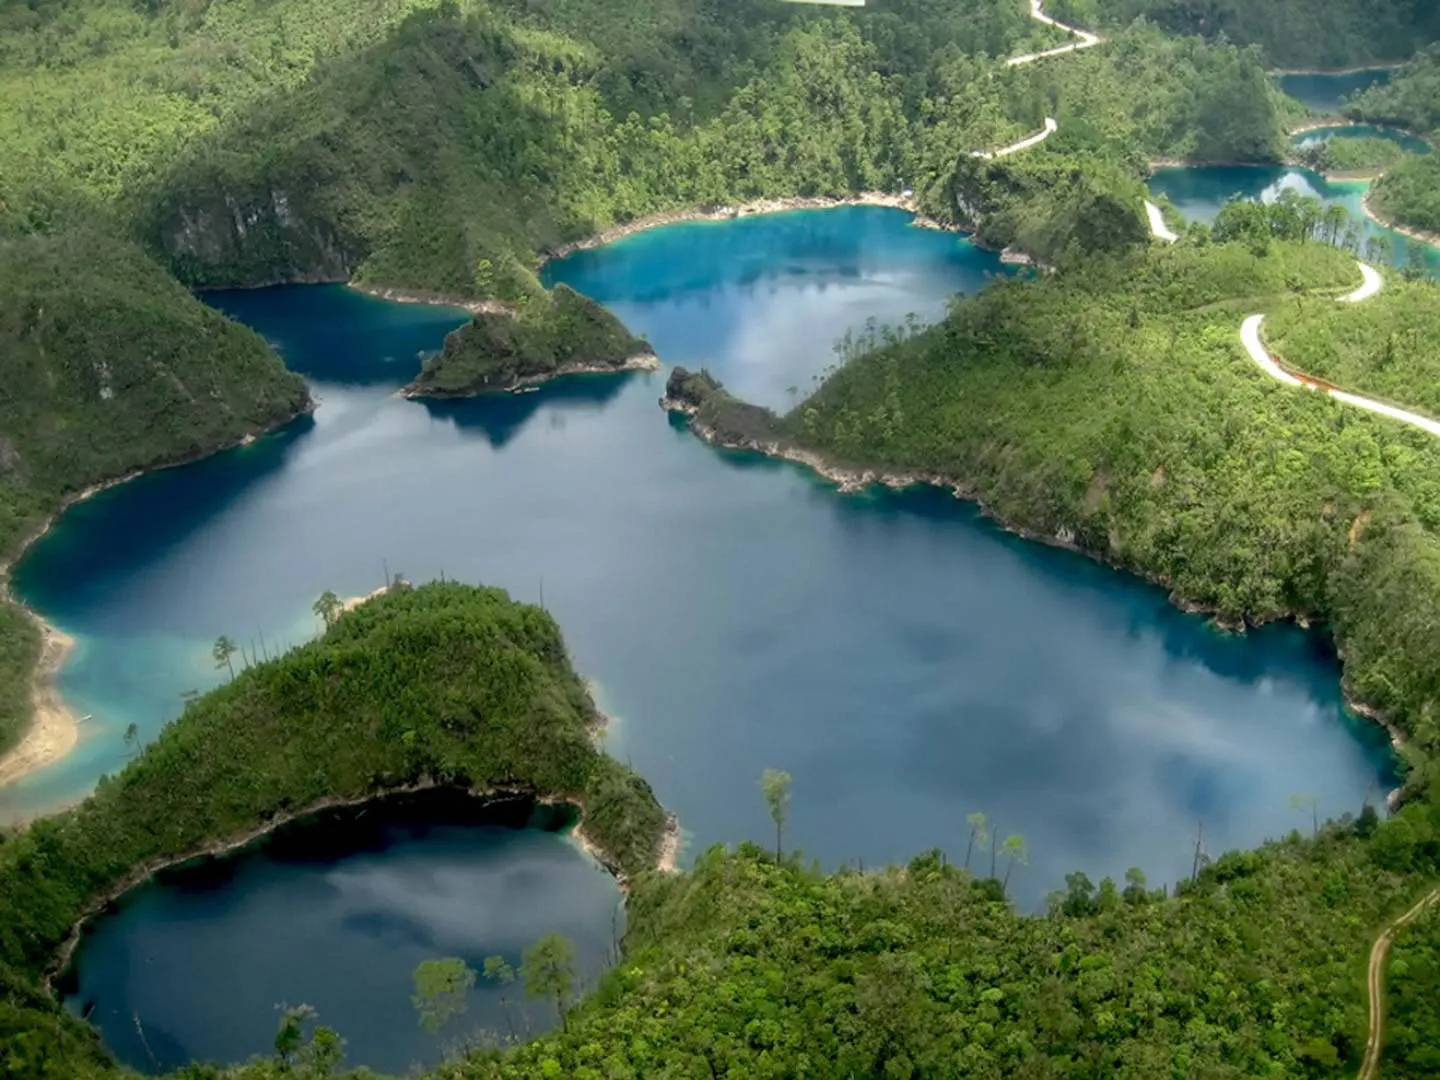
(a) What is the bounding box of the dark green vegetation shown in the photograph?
[1294,134,1417,174]
[1349,47,1440,232]
[0,219,309,757]
[1385,910,1440,1078]
[405,286,651,398]
[4,0,1305,296]
[1053,0,1440,69]
[0,582,667,1079]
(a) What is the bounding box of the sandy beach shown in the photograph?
[1363,189,1440,247]
[0,624,80,787]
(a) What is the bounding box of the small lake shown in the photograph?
[62,793,620,1075]
[1277,68,1391,113]
[1149,163,1440,274]
[1293,123,1431,156]
[11,205,1397,1068]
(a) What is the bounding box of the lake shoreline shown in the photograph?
[0,400,317,794]
[1362,189,1440,248]
[1270,63,1404,76]
[47,779,679,993]
[540,194,954,266]
[660,395,1408,804]
[347,283,517,316]
[400,350,661,400]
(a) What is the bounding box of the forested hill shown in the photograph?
[4,0,1295,300]
[1052,0,1440,69]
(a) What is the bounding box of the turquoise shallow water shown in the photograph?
[1148,163,1440,274]
[11,205,1398,1069]
[1293,123,1432,156]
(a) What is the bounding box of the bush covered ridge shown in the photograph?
[1052,0,1440,70]
[0,582,669,1078]
[405,285,654,398]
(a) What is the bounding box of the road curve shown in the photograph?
[1343,262,1384,303]
[1008,0,1103,66]
[1359,887,1440,1080]
[971,117,1059,160]
[1239,264,1440,442]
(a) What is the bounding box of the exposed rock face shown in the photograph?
[155,187,359,289]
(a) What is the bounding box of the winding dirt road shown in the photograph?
[1358,887,1440,1080]
[971,117,1059,160]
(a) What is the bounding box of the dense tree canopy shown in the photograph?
[1052,0,1440,69]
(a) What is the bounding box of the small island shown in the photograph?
[402,284,658,398]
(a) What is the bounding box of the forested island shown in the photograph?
[7,0,1440,1076]
[402,286,656,398]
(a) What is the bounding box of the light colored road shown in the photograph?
[1343,262,1384,303]
[1358,887,1440,1080]
[1241,314,1304,387]
[1145,200,1179,242]
[1008,0,1103,65]
[1238,263,1440,443]
[971,117,1059,160]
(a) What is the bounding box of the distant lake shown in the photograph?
[20,205,1395,1069]
[1149,163,1440,274]
[1293,123,1431,156]
[1276,68,1391,113]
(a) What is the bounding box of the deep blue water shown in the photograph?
[10,205,1398,1069]
[62,795,619,1075]
[1276,68,1391,113]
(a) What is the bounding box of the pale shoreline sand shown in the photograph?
[1363,189,1440,248]
[540,192,948,265]
[0,625,79,788]
[0,405,313,795]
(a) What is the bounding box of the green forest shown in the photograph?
[1052,0,1440,69]
[7,0,1440,1078]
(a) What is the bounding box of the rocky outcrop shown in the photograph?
[154,187,360,289]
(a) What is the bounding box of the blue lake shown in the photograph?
[1293,123,1432,156]
[11,205,1397,1069]
[1276,68,1392,113]
[62,794,620,1075]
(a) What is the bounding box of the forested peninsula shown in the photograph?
[8,0,1440,1077]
